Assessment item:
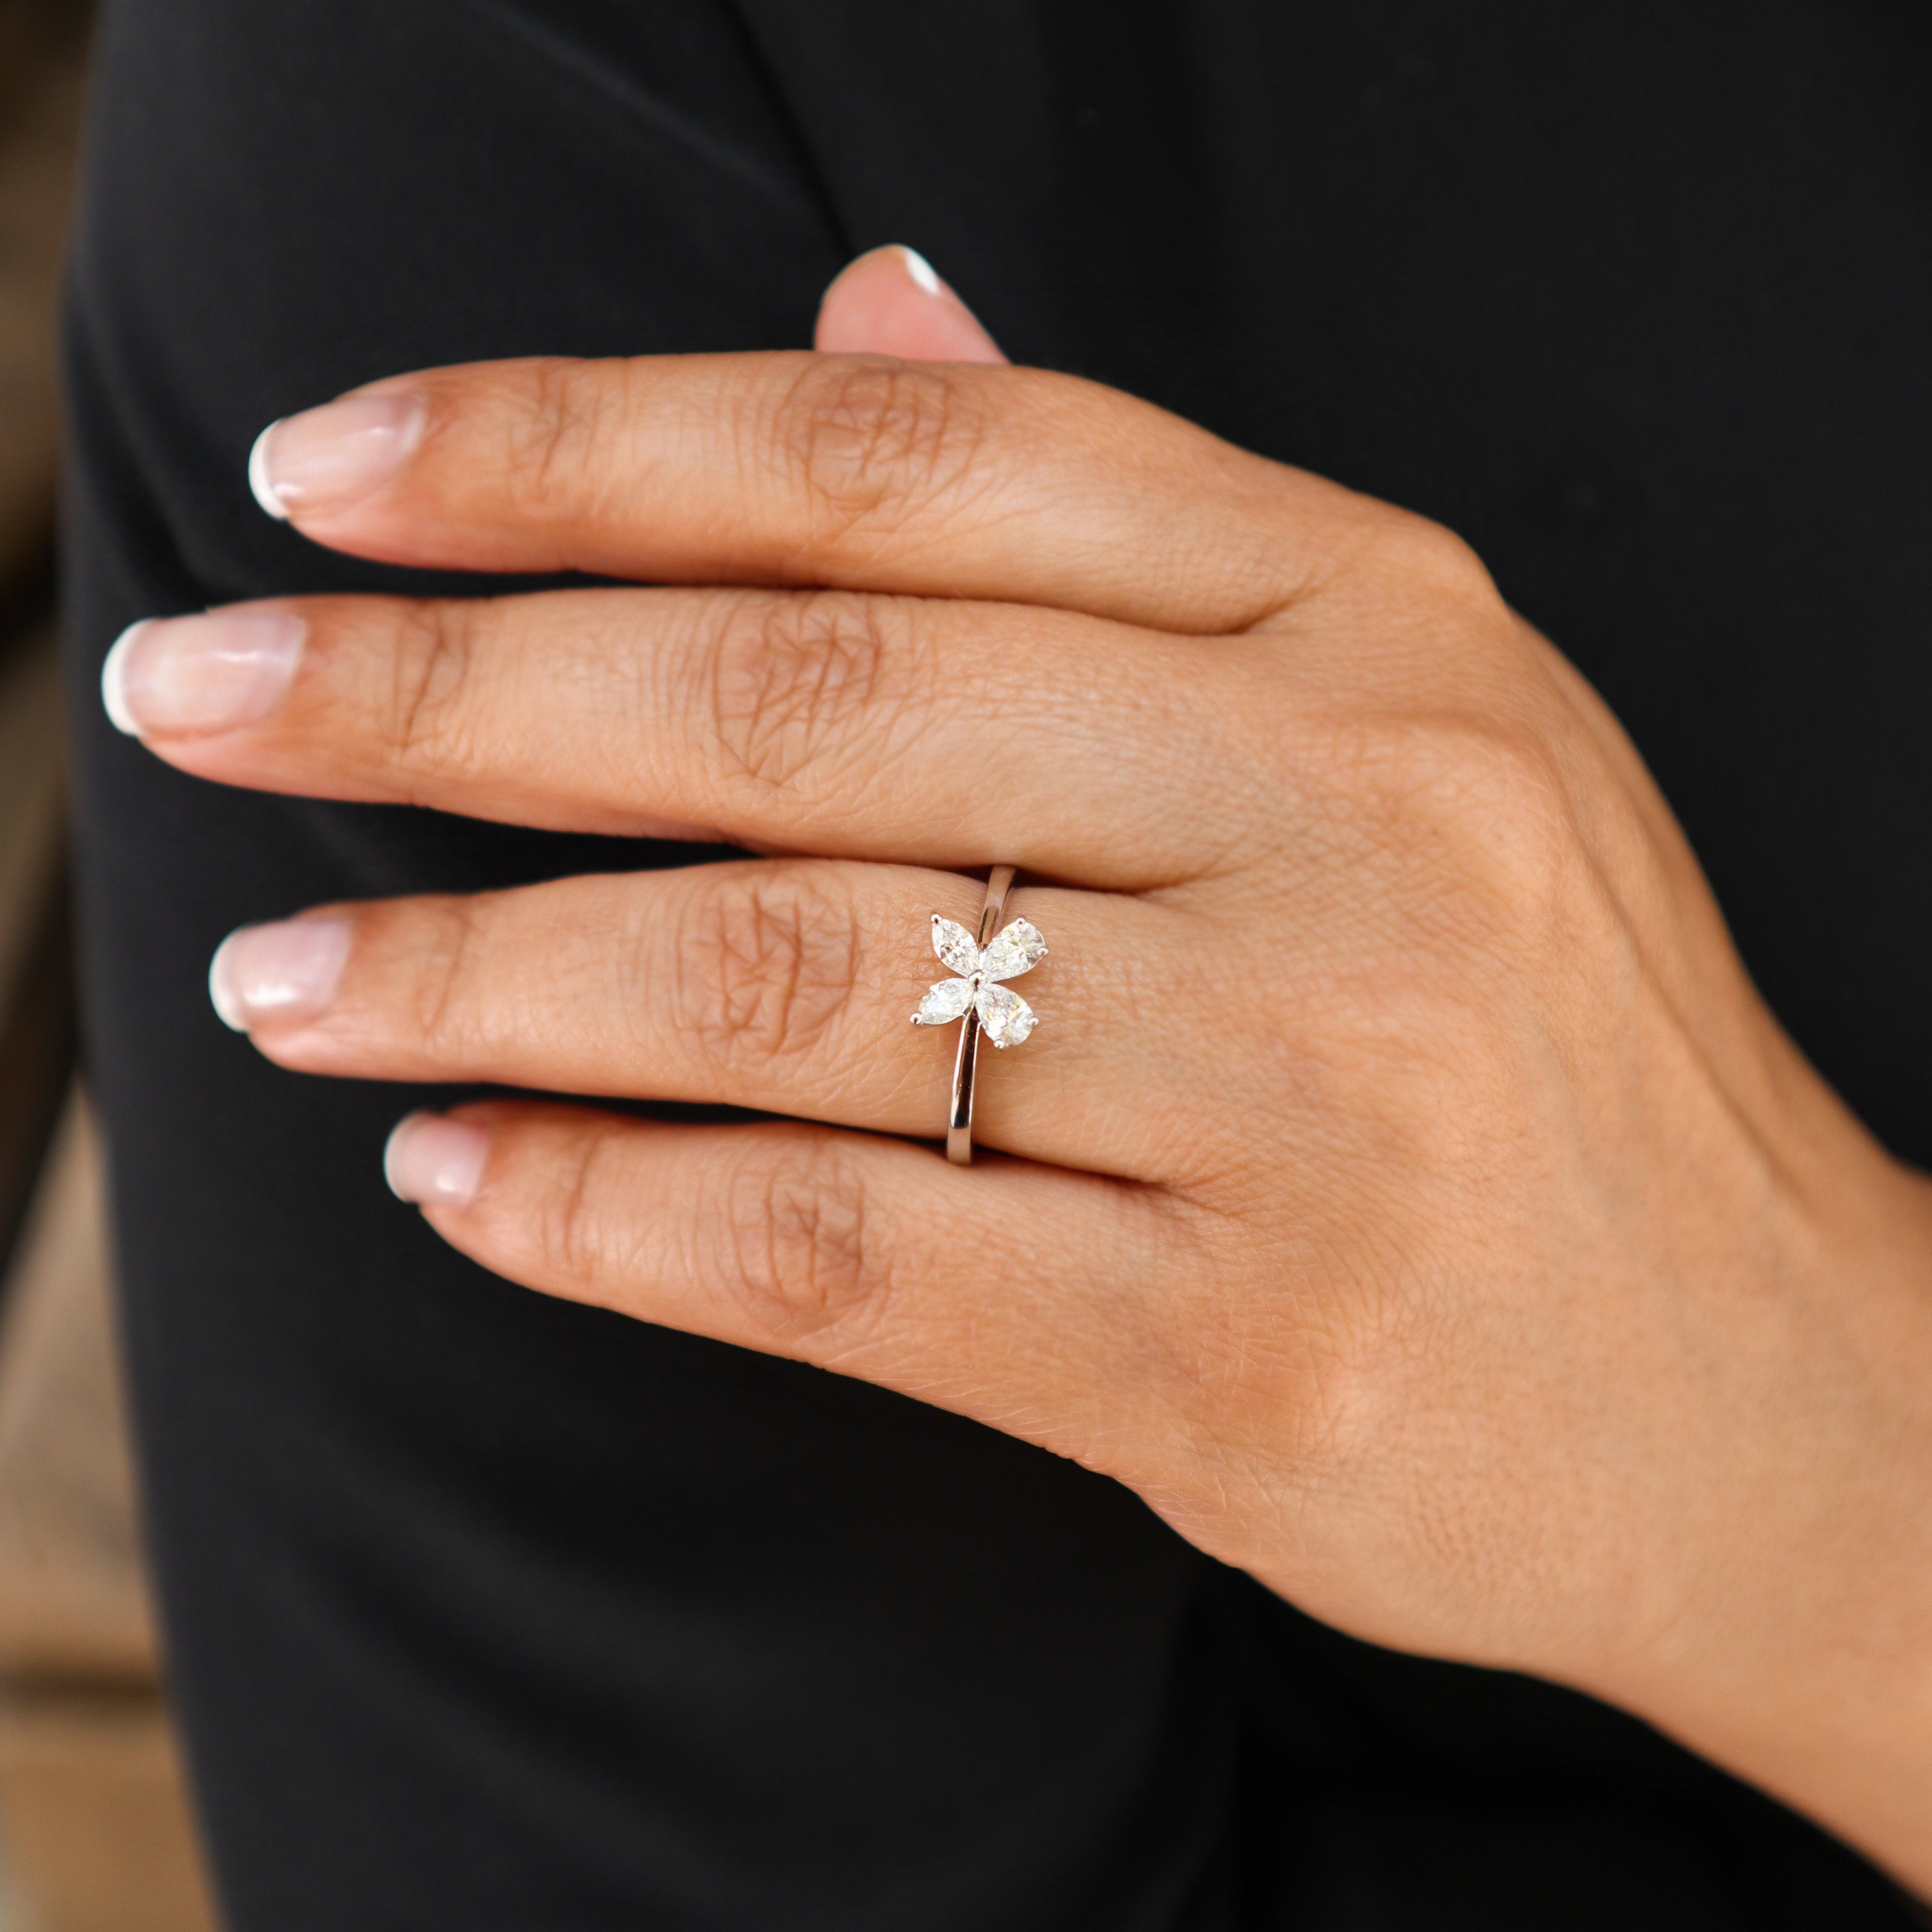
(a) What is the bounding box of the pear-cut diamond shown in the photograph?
[917,906,1046,1051]
[979,918,1048,983]
[912,976,976,1027]
[976,982,1037,1048]
[930,915,980,977]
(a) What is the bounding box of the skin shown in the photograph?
[110,248,1932,1894]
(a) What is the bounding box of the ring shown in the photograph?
[909,865,1049,1165]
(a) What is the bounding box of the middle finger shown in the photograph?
[107,585,1274,889]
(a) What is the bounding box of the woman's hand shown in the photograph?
[103,248,1932,1891]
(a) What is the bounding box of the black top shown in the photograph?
[62,1,1932,1926]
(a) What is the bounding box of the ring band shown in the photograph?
[947,866,1016,1165]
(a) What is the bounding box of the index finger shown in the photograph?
[251,353,1364,633]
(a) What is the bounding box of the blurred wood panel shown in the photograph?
[0,0,86,130]
[0,0,87,1279]
[0,1096,154,1684]
[0,1096,218,1932]
[0,626,61,1009]
[0,1694,218,1932]
[0,625,72,1279]
[0,50,83,606]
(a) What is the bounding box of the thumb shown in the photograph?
[814,245,1008,364]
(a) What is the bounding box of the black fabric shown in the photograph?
[59,0,1932,1925]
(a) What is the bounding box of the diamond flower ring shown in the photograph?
[911,865,1048,1164]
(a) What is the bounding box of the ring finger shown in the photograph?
[213,857,1224,1180]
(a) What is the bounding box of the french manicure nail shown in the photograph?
[870,244,1005,364]
[894,244,944,296]
[249,391,425,520]
[384,1114,489,1208]
[102,607,306,737]
[208,917,353,1031]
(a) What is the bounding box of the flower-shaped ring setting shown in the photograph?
[910,866,1046,1164]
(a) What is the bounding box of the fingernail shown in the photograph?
[208,917,353,1031]
[384,1113,489,1208]
[249,391,425,520]
[102,607,306,737]
[866,245,1006,365]
[894,244,944,297]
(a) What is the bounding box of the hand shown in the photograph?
[103,246,1932,1892]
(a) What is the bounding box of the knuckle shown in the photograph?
[384,599,482,767]
[707,592,909,797]
[774,358,993,548]
[1380,510,1504,619]
[406,894,491,1057]
[712,1137,887,1340]
[537,1116,637,1291]
[1419,714,1571,865]
[506,357,617,520]
[1334,705,1581,938]
[1428,721,1580,924]
[1168,1209,1408,1484]
[671,867,863,1071]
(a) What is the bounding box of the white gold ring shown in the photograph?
[910,865,1048,1165]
